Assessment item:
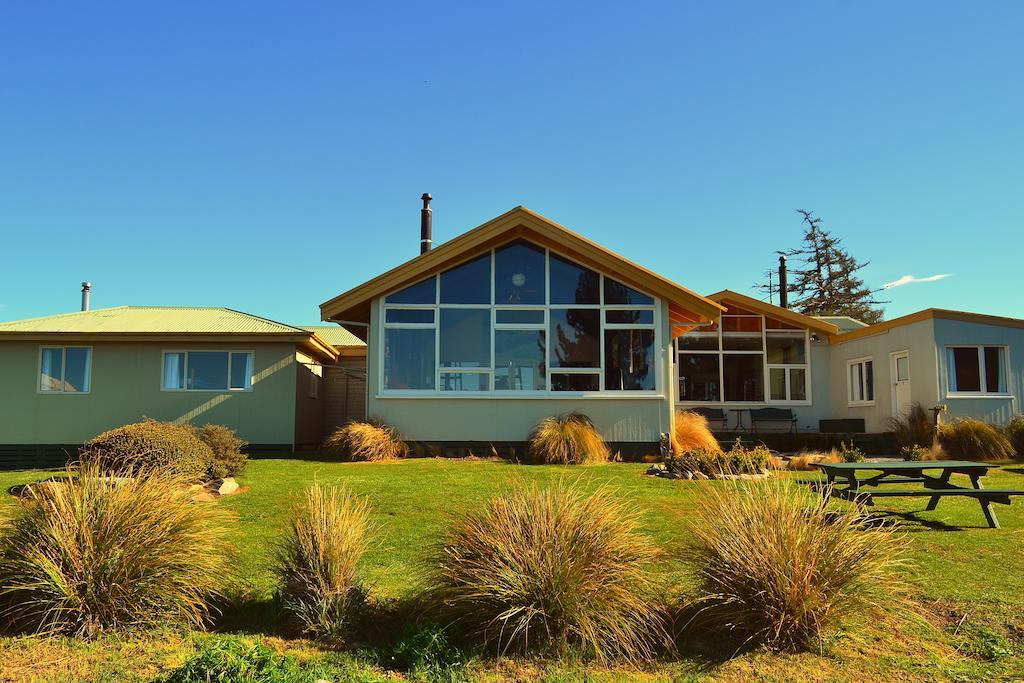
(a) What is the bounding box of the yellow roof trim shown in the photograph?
[833,308,1024,343]
[706,290,840,335]
[319,206,726,323]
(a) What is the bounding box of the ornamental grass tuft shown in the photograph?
[427,482,666,662]
[889,403,936,451]
[672,411,721,455]
[683,478,907,651]
[0,459,232,636]
[1007,415,1024,458]
[276,483,370,641]
[937,418,1014,461]
[323,420,409,461]
[527,413,610,464]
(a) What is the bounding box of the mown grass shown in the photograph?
[1,457,1024,681]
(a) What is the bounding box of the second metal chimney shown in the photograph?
[81,282,92,311]
[777,256,788,309]
[420,193,432,254]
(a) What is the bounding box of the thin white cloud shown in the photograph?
[883,273,953,289]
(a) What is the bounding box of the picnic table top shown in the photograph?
[814,460,996,472]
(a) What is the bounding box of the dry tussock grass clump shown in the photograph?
[276,483,370,640]
[323,420,409,461]
[684,478,908,651]
[0,459,232,636]
[672,411,721,455]
[889,403,936,451]
[527,413,610,465]
[786,450,843,471]
[427,482,666,662]
[937,418,1014,461]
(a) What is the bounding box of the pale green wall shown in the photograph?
[0,341,299,445]
[933,318,1023,425]
[365,298,674,443]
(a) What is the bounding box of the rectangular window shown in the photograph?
[384,328,435,390]
[723,354,764,402]
[549,308,600,368]
[39,346,91,393]
[678,353,720,401]
[605,310,654,325]
[440,372,490,392]
[947,346,1007,394]
[495,309,545,325]
[385,309,435,324]
[604,329,656,390]
[439,308,490,368]
[551,372,600,392]
[495,329,546,391]
[162,351,252,391]
[848,358,874,405]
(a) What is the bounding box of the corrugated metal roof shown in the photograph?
[301,326,365,348]
[0,307,309,335]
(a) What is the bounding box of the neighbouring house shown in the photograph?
[319,204,1024,451]
[0,307,355,461]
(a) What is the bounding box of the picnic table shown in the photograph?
[814,460,1024,529]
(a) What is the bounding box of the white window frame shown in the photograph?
[946,344,1011,398]
[37,345,92,394]
[675,317,812,406]
[378,244,662,398]
[847,356,875,406]
[160,350,255,393]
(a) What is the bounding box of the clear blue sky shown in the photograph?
[2,1,1021,325]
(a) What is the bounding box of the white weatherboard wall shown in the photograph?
[828,318,939,433]
[365,298,674,443]
[933,318,1023,425]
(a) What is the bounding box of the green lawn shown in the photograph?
[2,457,1024,681]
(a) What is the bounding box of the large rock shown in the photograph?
[217,478,239,496]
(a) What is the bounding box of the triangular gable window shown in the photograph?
[604,277,654,305]
[385,277,436,305]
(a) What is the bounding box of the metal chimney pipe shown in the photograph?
[420,193,432,254]
[777,256,788,309]
[81,282,92,311]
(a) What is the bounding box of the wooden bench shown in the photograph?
[841,488,1024,529]
[685,407,728,430]
[749,407,797,434]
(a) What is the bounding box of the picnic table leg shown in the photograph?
[925,470,953,511]
[968,473,1001,529]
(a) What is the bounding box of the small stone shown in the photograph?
[217,478,239,496]
[693,471,709,480]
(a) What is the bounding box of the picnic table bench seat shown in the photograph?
[748,407,797,433]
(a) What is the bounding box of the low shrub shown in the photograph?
[160,636,299,683]
[937,418,1014,461]
[889,403,936,450]
[665,440,773,477]
[388,623,468,680]
[684,478,907,651]
[80,419,213,482]
[276,483,370,641]
[323,420,409,461]
[1006,415,1024,458]
[672,411,721,455]
[527,413,610,465]
[0,460,232,636]
[838,441,865,463]
[900,444,929,462]
[197,424,248,479]
[427,482,665,662]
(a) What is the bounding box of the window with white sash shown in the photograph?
[162,351,253,391]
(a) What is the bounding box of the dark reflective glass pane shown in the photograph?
[64,347,90,392]
[723,354,763,402]
[440,308,490,367]
[187,351,229,390]
[384,328,435,390]
[549,254,599,304]
[495,241,545,305]
[766,333,805,363]
[678,354,719,401]
[495,309,544,325]
[606,310,654,325]
[440,254,491,304]
[229,352,252,390]
[39,348,63,391]
[385,277,436,304]
[678,333,718,351]
[549,308,600,368]
[604,329,655,390]
[603,277,654,305]
[495,330,545,390]
[551,373,600,391]
[984,347,1003,392]
[385,309,435,324]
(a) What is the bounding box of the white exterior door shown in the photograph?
[892,351,912,417]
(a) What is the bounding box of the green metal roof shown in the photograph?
[0,306,311,335]
[301,326,365,348]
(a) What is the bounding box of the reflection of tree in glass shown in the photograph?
[574,269,600,304]
[553,309,599,368]
[606,330,653,390]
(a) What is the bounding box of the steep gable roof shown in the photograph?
[0,307,338,361]
[706,290,840,335]
[320,206,725,330]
